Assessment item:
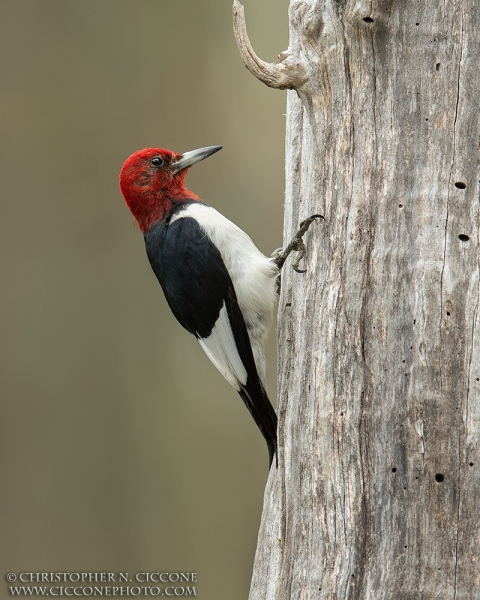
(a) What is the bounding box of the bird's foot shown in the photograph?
[272,214,324,273]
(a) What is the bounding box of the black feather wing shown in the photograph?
[144,216,277,465]
[145,216,229,339]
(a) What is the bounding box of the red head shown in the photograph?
[119,145,222,232]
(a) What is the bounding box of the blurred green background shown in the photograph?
[1,1,288,598]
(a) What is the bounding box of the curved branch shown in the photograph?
[232,0,307,90]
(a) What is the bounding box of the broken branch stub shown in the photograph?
[232,0,308,90]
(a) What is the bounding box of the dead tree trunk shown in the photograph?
[234,1,480,597]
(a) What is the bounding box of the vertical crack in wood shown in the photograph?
[451,10,465,598]
[354,14,378,592]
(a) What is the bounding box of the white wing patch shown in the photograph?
[198,303,247,391]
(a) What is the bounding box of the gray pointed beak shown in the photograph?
[172,145,222,174]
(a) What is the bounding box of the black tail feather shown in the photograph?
[223,286,278,468]
[239,384,277,468]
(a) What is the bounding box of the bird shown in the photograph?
[119,145,322,467]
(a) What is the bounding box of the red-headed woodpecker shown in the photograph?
[119,145,322,467]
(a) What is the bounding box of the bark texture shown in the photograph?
[235,1,480,598]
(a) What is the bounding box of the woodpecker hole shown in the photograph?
[436,63,441,71]
[285,302,292,307]
[469,462,474,467]
[415,22,419,26]
[454,181,466,189]
[392,468,397,473]
[363,16,374,23]
[435,473,445,483]
[459,234,470,242]
[446,311,451,316]
[426,118,429,121]
[399,203,403,208]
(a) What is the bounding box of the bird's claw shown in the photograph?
[291,240,307,273]
[272,214,324,274]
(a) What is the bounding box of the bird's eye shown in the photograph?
[150,156,164,167]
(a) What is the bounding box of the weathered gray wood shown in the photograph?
[235,1,480,598]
